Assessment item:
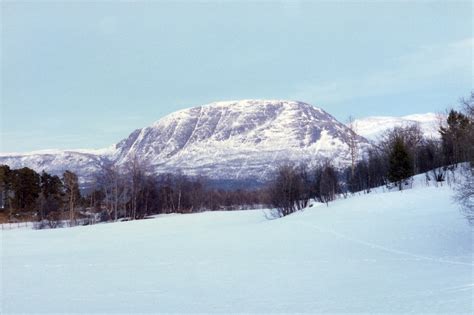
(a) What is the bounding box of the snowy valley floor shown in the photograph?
[1,181,473,313]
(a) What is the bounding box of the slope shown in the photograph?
[1,175,472,313]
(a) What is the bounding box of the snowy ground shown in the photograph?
[1,179,473,313]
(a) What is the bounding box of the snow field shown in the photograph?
[1,179,472,313]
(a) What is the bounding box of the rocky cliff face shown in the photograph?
[112,100,368,180]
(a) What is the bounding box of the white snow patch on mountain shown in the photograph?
[352,113,441,141]
[112,100,368,180]
[2,101,445,183]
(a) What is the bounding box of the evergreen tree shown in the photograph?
[39,171,63,220]
[388,137,413,190]
[0,165,13,211]
[460,93,474,164]
[11,167,41,211]
[40,171,62,198]
[439,109,472,165]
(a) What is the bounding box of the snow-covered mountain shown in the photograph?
[113,100,368,180]
[0,100,368,182]
[352,113,441,141]
[0,149,114,183]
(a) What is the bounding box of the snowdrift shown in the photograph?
[1,175,472,313]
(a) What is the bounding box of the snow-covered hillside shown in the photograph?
[0,148,115,183]
[353,113,441,141]
[0,105,447,182]
[113,100,368,180]
[2,176,472,313]
[0,100,368,182]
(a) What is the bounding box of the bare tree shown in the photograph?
[454,93,474,224]
[315,161,340,205]
[96,162,125,221]
[455,165,474,225]
[63,170,80,226]
[376,124,424,175]
[460,92,474,163]
[268,164,310,217]
[347,116,359,180]
[125,154,151,220]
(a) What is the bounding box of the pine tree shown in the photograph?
[388,137,413,190]
[39,171,63,220]
[11,167,41,211]
[0,165,13,212]
[439,109,471,165]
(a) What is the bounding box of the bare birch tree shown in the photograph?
[347,116,359,180]
[63,171,80,226]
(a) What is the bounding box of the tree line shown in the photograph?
[1,93,473,226]
[0,167,80,227]
[0,156,267,228]
[90,157,266,222]
[268,93,474,219]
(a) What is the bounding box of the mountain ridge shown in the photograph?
[352,112,440,141]
[2,100,437,183]
[110,100,367,180]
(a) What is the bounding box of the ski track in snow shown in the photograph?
[301,222,473,267]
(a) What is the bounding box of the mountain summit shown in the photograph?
[112,100,367,180]
[0,100,368,183]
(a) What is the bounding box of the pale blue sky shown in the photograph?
[1,0,472,152]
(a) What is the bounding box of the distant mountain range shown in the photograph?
[352,113,441,141]
[0,100,438,184]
